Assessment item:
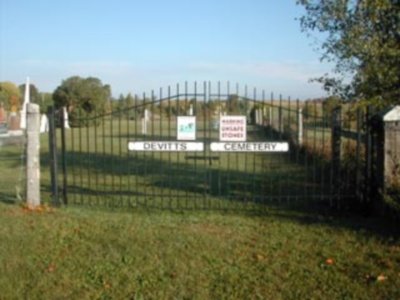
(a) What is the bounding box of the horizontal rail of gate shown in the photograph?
[49,82,369,211]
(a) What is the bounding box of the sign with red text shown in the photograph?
[219,115,246,141]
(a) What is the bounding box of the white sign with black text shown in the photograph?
[210,142,289,152]
[128,141,204,152]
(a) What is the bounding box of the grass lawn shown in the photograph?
[0,202,399,299]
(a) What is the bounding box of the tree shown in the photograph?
[38,92,55,114]
[0,81,21,111]
[53,76,111,126]
[297,0,400,106]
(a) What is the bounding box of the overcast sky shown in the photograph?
[0,0,332,99]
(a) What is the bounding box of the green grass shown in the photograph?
[0,110,399,299]
[0,202,399,299]
[0,140,25,202]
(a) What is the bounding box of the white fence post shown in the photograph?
[26,103,40,208]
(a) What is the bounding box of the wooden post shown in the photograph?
[26,103,40,208]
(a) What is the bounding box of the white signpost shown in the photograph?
[177,116,196,140]
[219,115,246,141]
[210,142,289,152]
[128,141,204,152]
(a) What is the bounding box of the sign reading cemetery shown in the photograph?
[128,141,204,152]
[177,116,196,140]
[210,142,289,152]
[219,116,246,141]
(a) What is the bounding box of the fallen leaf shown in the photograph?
[377,274,387,282]
[325,258,334,265]
[256,254,265,261]
[46,263,56,273]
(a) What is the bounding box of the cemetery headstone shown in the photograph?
[40,114,49,133]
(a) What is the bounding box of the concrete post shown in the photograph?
[382,106,400,189]
[26,103,40,208]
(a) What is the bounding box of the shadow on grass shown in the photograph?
[0,192,17,205]
[38,151,400,241]
[40,147,339,209]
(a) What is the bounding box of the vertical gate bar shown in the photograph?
[143,92,147,208]
[119,97,123,206]
[168,87,172,209]
[78,108,83,205]
[110,100,114,207]
[365,106,372,205]
[193,82,198,208]
[203,81,208,208]
[159,87,164,208]
[151,90,155,207]
[287,96,291,204]
[226,81,231,205]
[278,95,283,203]
[304,101,309,203]
[356,108,362,202]
[185,82,189,209]
[207,81,212,209]
[70,109,75,204]
[235,83,240,209]
[341,108,348,202]
[279,95,283,135]
[94,111,99,206]
[269,92,274,201]
[134,95,139,207]
[270,92,274,131]
[102,107,106,206]
[296,99,300,203]
[244,85,248,208]
[332,107,342,208]
[252,87,257,205]
[86,109,91,206]
[320,100,326,202]
[126,96,131,207]
[313,101,317,203]
[47,106,58,205]
[176,84,180,209]
[328,104,334,207]
[217,81,221,208]
[60,108,68,205]
[261,90,266,204]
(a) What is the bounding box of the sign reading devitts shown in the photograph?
[128,141,204,152]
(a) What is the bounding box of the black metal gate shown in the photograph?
[48,82,369,210]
